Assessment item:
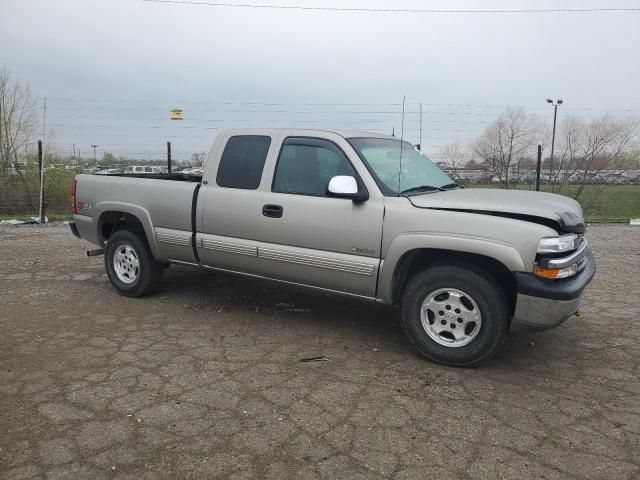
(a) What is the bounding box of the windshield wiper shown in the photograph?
[399,185,447,195]
[441,182,464,190]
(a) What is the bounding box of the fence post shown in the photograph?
[535,144,542,192]
[167,141,172,173]
[38,140,45,223]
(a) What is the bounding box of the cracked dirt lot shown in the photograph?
[0,224,638,480]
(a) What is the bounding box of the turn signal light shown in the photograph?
[534,263,578,280]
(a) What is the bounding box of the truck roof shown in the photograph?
[218,128,398,141]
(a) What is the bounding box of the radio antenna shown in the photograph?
[397,95,406,196]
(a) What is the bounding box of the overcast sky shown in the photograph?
[2,0,639,160]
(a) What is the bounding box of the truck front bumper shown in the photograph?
[511,248,596,331]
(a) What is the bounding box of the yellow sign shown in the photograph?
[170,109,183,120]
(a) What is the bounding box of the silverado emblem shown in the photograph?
[350,247,375,255]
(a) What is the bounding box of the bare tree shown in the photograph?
[472,107,538,188]
[619,147,640,174]
[551,116,639,197]
[437,142,469,183]
[0,67,37,175]
[190,152,207,167]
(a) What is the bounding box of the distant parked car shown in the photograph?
[95,168,122,175]
[123,166,163,174]
[180,167,205,175]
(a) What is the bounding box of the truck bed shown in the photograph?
[107,173,202,182]
[73,174,200,250]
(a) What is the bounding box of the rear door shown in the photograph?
[197,133,274,273]
[257,136,384,297]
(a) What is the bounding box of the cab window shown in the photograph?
[273,138,356,197]
[216,135,271,189]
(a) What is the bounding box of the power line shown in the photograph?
[57,150,207,154]
[44,116,491,125]
[46,97,402,106]
[43,97,640,112]
[43,133,215,138]
[40,123,485,133]
[139,0,640,15]
[42,102,640,116]
[47,108,409,114]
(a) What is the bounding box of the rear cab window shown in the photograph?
[216,135,272,189]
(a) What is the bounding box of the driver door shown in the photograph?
[257,137,384,297]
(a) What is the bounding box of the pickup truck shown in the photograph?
[69,128,596,366]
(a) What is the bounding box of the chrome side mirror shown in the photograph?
[327,176,368,202]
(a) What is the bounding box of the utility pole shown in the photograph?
[0,99,3,170]
[38,97,47,223]
[546,98,563,185]
[167,141,172,173]
[535,144,542,191]
[418,102,423,151]
[38,140,45,223]
[91,144,98,165]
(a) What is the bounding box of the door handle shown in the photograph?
[262,204,283,218]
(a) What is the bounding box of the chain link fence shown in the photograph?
[1,167,638,223]
[448,169,640,223]
[473,183,639,223]
[0,169,76,220]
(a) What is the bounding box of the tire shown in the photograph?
[104,229,163,297]
[401,265,509,367]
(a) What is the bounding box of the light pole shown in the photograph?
[546,98,563,184]
[91,144,98,166]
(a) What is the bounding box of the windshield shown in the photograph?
[348,138,454,195]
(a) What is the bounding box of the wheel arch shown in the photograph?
[96,203,160,259]
[379,235,523,312]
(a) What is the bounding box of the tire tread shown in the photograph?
[104,229,163,297]
[401,264,509,367]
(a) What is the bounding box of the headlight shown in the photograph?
[537,234,578,254]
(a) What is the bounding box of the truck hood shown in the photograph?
[407,188,585,233]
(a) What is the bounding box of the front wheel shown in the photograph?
[401,265,509,367]
[104,229,163,297]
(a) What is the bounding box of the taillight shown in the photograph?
[70,179,77,214]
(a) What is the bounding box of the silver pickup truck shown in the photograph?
[70,128,596,366]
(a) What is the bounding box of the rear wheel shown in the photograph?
[401,265,509,366]
[105,229,163,297]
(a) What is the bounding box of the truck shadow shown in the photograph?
[156,265,550,369]
[160,265,407,340]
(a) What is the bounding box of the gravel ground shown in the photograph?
[0,223,639,479]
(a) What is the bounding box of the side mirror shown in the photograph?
[327,175,369,202]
